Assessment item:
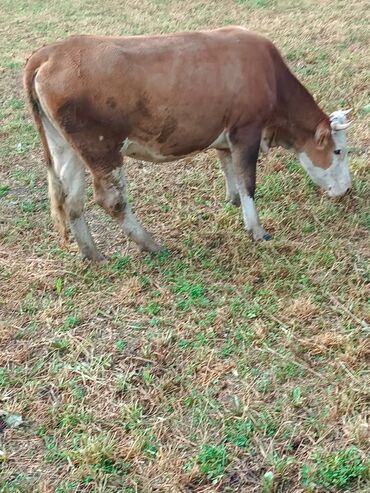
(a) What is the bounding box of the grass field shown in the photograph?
[0,0,369,492]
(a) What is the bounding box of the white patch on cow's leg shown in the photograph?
[47,165,68,242]
[61,160,104,262]
[94,167,164,253]
[43,118,103,261]
[217,149,240,206]
[239,192,270,241]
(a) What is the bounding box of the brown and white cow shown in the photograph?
[23,27,352,261]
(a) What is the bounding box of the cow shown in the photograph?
[23,26,352,262]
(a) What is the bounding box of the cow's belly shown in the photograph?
[122,130,230,163]
[121,138,186,162]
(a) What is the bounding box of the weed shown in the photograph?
[62,314,81,330]
[55,277,63,295]
[0,184,10,196]
[111,253,131,272]
[51,338,70,352]
[301,447,369,490]
[225,419,254,449]
[197,444,229,482]
[262,471,275,492]
[115,339,127,351]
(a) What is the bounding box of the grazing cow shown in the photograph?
[23,27,352,261]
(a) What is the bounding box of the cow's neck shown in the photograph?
[269,59,328,151]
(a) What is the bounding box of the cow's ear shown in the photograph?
[315,121,331,150]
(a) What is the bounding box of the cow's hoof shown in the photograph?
[251,227,271,242]
[82,252,108,264]
[148,245,169,256]
[139,240,165,254]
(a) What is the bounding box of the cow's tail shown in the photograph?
[23,49,53,167]
[23,50,68,242]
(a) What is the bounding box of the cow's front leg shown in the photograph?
[217,149,240,206]
[230,124,271,241]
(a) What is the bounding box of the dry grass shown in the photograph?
[0,1,369,492]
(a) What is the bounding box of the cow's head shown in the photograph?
[298,110,352,197]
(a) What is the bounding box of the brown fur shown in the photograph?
[24,27,334,171]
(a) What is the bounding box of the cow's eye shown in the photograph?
[334,149,341,155]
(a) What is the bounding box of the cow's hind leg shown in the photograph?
[217,149,240,206]
[43,118,104,261]
[47,163,68,243]
[93,167,163,253]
